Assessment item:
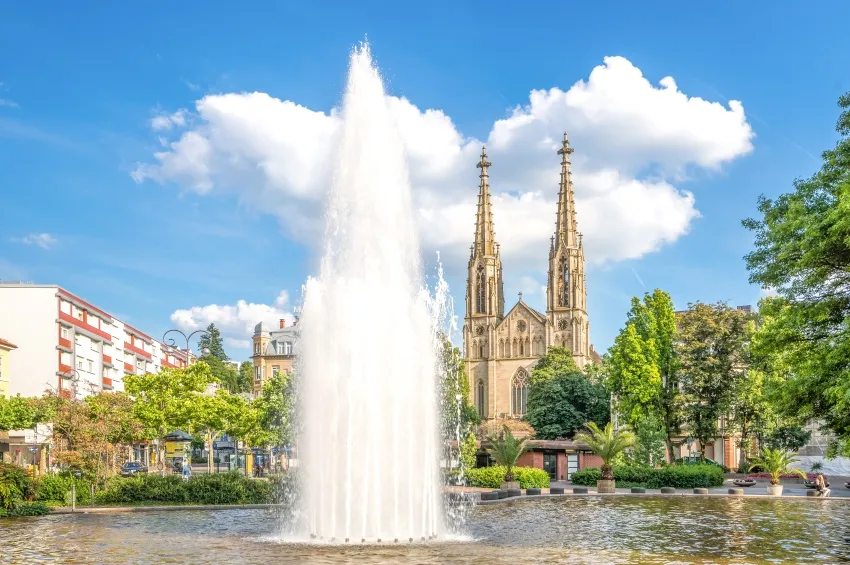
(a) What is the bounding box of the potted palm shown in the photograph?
[748,448,806,496]
[574,422,635,494]
[486,424,529,489]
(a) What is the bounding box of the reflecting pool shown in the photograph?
[1,497,848,564]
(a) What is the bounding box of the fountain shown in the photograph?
[295,43,444,543]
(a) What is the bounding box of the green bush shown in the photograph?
[465,466,550,489]
[95,472,272,505]
[36,473,93,504]
[0,462,36,510]
[0,501,51,517]
[571,464,724,489]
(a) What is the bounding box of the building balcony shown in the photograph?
[58,311,112,342]
[59,337,72,350]
[102,377,113,390]
[124,341,152,360]
[59,363,72,375]
[124,362,134,373]
[102,354,113,366]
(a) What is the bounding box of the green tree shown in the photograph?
[764,425,812,453]
[251,370,294,448]
[742,92,850,456]
[485,425,528,483]
[629,414,667,467]
[526,347,609,440]
[124,363,213,471]
[460,431,478,470]
[607,290,682,462]
[200,354,240,393]
[198,323,228,361]
[438,336,479,456]
[0,395,38,431]
[677,302,748,460]
[748,448,806,485]
[729,367,779,463]
[238,361,254,394]
[574,422,636,481]
[189,390,250,474]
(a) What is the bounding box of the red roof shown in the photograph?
[0,338,18,349]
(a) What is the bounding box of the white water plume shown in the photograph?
[296,43,445,543]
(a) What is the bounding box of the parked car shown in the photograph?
[120,462,148,477]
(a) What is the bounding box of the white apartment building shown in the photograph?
[0,283,191,399]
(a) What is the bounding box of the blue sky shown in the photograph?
[1,1,848,359]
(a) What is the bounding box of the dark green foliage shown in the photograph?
[238,361,254,394]
[464,466,550,489]
[0,501,51,517]
[0,462,36,510]
[526,348,609,440]
[95,472,272,505]
[198,323,228,361]
[742,92,850,450]
[201,355,240,393]
[570,464,724,489]
[35,473,93,504]
[765,425,811,452]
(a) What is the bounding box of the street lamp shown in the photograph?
[61,369,83,399]
[162,329,210,366]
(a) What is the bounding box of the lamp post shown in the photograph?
[162,329,210,367]
[61,369,83,399]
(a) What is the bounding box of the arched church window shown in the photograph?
[560,258,570,307]
[477,379,486,418]
[519,340,524,356]
[479,342,485,359]
[525,337,531,357]
[499,340,505,358]
[476,265,486,314]
[511,369,529,417]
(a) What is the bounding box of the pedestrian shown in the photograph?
[182,459,192,481]
[815,473,830,497]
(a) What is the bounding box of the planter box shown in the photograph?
[597,479,616,494]
[767,484,783,496]
[501,481,520,490]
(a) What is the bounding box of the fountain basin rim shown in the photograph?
[475,492,850,505]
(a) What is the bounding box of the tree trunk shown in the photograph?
[665,437,676,464]
[207,435,215,474]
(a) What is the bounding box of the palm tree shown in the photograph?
[486,424,529,482]
[574,422,635,481]
[748,448,806,485]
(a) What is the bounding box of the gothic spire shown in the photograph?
[473,145,497,257]
[555,132,578,250]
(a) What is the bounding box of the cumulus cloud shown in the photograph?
[170,290,295,351]
[12,233,57,249]
[133,55,754,269]
[150,109,189,131]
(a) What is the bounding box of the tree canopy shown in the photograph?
[743,91,850,456]
[198,323,228,361]
[525,347,609,440]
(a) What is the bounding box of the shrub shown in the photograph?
[465,466,550,489]
[0,501,51,517]
[36,473,92,504]
[0,462,36,510]
[571,464,724,489]
[95,472,272,505]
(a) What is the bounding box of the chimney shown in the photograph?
[279,319,286,329]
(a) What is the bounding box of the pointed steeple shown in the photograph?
[555,132,578,250]
[473,146,497,257]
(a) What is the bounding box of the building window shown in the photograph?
[61,327,70,340]
[255,366,261,381]
[88,360,93,373]
[91,340,98,352]
[475,264,486,314]
[476,379,486,418]
[254,342,260,355]
[76,359,83,370]
[511,369,529,417]
[272,366,280,376]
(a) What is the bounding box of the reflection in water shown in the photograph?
[1,498,848,564]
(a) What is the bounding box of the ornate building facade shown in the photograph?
[463,134,600,420]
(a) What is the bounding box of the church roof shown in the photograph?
[501,296,546,325]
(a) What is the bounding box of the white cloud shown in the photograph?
[170,290,295,351]
[760,287,778,298]
[133,55,753,268]
[12,233,57,249]
[150,109,188,131]
[0,98,19,108]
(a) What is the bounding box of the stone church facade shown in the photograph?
[463,133,600,420]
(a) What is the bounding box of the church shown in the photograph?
[463,133,601,421]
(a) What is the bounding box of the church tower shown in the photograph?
[463,146,504,417]
[546,133,591,367]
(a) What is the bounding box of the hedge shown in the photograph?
[95,472,273,505]
[36,473,93,505]
[571,464,724,489]
[465,466,550,489]
[0,501,51,517]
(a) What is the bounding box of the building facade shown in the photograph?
[0,283,191,398]
[463,135,600,421]
[0,337,17,398]
[251,318,299,395]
